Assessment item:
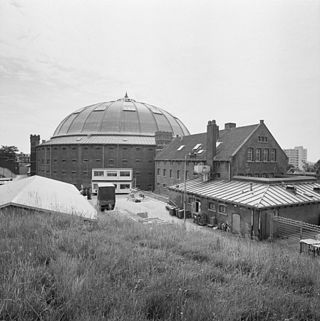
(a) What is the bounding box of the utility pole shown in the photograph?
[183,154,187,223]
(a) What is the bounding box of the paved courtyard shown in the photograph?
[89,193,207,232]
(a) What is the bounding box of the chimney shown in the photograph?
[206,120,219,175]
[225,122,236,130]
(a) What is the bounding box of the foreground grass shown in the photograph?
[1,209,320,321]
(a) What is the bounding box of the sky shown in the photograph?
[0,0,319,162]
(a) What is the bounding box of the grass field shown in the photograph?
[1,208,320,321]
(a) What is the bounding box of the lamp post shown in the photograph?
[183,151,196,223]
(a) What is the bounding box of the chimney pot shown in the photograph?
[260,120,264,124]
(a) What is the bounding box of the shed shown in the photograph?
[168,177,320,239]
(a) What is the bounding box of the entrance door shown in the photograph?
[232,214,241,234]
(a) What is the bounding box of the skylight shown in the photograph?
[123,106,136,112]
[216,141,222,147]
[177,145,185,151]
[197,149,204,154]
[193,143,202,150]
[94,104,107,111]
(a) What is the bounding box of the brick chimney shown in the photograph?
[225,122,236,130]
[206,120,219,175]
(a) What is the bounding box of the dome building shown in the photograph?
[33,94,190,191]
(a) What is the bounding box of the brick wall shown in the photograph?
[154,160,201,194]
[36,144,156,190]
[231,122,288,177]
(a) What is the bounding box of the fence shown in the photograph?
[272,216,320,241]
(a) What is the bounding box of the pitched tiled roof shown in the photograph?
[155,124,259,161]
[169,178,320,209]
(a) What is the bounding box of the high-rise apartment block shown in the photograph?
[284,146,307,170]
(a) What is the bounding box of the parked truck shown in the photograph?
[97,183,116,211]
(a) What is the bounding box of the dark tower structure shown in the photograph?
[30,134,40,176]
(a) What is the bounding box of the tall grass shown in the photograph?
[1,207,320,320]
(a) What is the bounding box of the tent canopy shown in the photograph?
[0,175,97,220]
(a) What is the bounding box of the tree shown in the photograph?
[314,159,320,178]
[0,146,19,161]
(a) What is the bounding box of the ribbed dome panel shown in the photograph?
[52,96,190,138]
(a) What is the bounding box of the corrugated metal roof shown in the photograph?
[169,178,320,209]
[41,135,156,146]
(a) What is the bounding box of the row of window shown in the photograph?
[93,170,131,177]
[157,168,188,180]
[40,146,154,152]
[258,136,268,143]
[247,148,276,162]
[38,158,153,164]
[187,197,227,215]
[39,170,153,176]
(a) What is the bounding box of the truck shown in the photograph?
[97,183,116,211]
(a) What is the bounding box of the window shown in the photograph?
[122,159,128,164]
[163,169,166,176]
[107,172,117,177]
[94,171,104,176]
[96,159,101,162]
[109,159,114,164]
[46,159,50,164]
[157,168,160,175]
[163,184,166,187]
[258,136,268,143]
[136,159,141,163]
[83,159,88,162]
[208,202,216,212]
[255,149,261,162]
[169,169,172,178]
[218,204,226,214]
[120,184,130,189]
[120,171,130,177]
[263,149,269,162]
[62,159,66,163]
[177,170,180,179]
[247,148,253,161]
[188,197,193,204]
[185,170,189,179]
[270,149,276,162]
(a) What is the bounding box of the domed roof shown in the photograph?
[53,94,190,138]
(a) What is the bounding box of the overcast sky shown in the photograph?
[1,0,319,161]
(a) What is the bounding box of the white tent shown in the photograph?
[0,175,97,220]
